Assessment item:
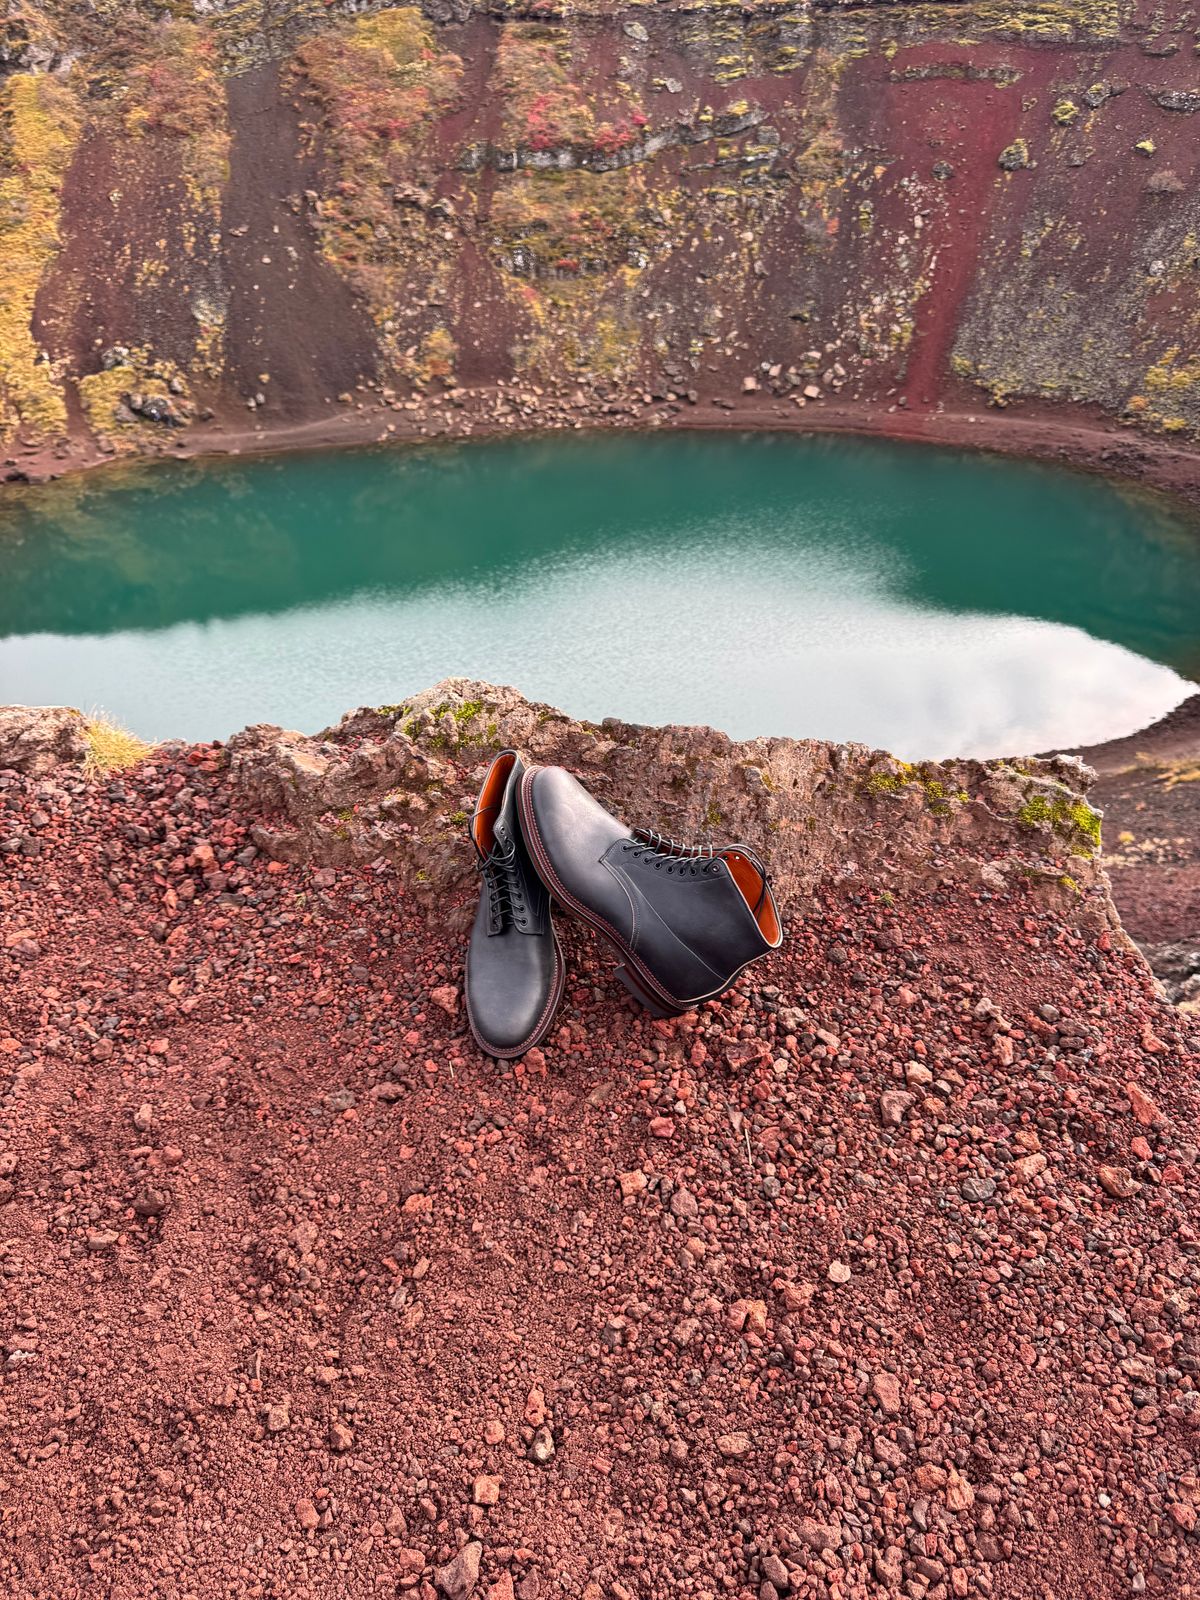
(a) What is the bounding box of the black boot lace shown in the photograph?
[479,839,526,927]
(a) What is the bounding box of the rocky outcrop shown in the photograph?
[0,681,1147,965]
[0,705,88,776]
[222,679,1119,933]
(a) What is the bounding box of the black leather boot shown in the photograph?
[518,765,782,1017]
[465,751,564,1058]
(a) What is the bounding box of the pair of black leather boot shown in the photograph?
[465,751,783,1059]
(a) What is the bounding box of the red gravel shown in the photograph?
[2,746,1199,1600]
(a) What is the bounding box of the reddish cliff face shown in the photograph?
[3,0,1200,479]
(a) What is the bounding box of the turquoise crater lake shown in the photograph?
[1,432,1198,757]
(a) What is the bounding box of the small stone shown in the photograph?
[1012,1152,1047,1183]
[619,1170,648,1199]
[914,1464,948,1491]
[670,1186,699,1220]
[328,1419,353,1451]
[827,1260,851,1284]
[1098,1164,1141,1199]
[435,1540,483,1600]
[794,1516,840,1552]
[905,1062,933,1086]
[529,1425,555,1464]
[483,1418,505,1445]
[945,1470,975,1511]
[133,1102,154,1132]
[959,1176,997,1203]
[473,1474,500,1506]
[649,1116,675,1138]
[774,1279,815,1312]
[1126,1081,1162,1126]
[296,1497,320,1531]
[998,138,1030,170]
[879,1090,914,1126]
[430,984,459,1016]
[872,1370,901,1414]
[761,1553,789,1588]
[716,1431,752,1458]
[728,1298,768,1335]
[86,1229,119,1252]
[265,1402,290,1432]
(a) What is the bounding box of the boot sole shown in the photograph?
[466,924,567,1060]
[518,770,691,1019]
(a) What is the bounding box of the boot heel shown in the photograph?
[615,964,687,1019]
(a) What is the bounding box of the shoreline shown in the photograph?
[9,387,1200,512]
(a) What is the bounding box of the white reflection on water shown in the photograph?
[0,534,1191,757]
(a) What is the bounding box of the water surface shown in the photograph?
[1,432,1198,757]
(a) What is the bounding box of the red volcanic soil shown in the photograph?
[2,745,1200,1600]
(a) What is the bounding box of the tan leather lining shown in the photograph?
[725,851,781,946]
[471,751,516,854]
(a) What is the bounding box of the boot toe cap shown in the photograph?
[466,927,561,1058]
[468,983,556,1056]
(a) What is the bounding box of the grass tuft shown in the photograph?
[83,716,153,778]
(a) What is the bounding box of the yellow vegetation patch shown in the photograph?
[78,349,190,450]
[83,715,153,779]
[289,7,462,353]
[417,324,456,385]
[1157,760,1200,791]
[495,25,648,154]
[116,20,230,209]
[0,72,83,444]
[1127,348,1200,437]
[1144,346,1200,392]
[492,169,661,277]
